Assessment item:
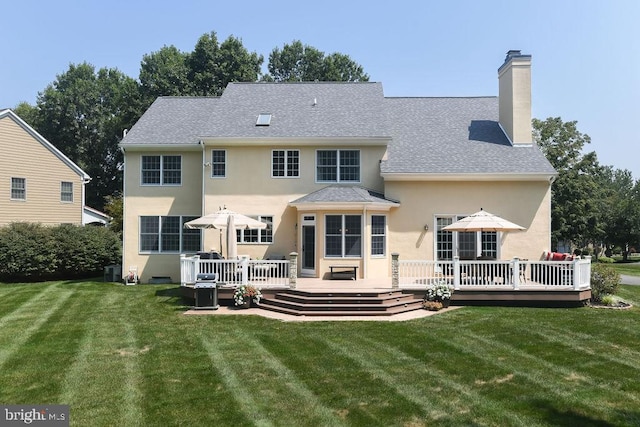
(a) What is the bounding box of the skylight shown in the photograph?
[256,113,272,126]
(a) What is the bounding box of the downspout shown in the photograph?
[363,205,367,279]
[81,175,91,225]
[200,140,206,251]
[120,145,127,279]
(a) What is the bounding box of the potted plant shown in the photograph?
[233,284,262,308]
[424,281,453,309]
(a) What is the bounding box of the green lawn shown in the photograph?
[610,261,640,277]
[1,281,639,426]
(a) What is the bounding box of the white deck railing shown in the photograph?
[180,255,291,288]
[397,257,591,290]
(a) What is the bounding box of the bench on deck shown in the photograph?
[329,265,358,280]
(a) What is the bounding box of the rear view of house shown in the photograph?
[0,109,90,225]
[120,50,557,284]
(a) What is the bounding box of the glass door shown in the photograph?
[301,215,315,276]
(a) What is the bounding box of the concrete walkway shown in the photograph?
[184,305,461,322]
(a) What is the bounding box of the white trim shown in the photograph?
[290,202,398,211]
[60,181,74,203]
[10,176,27,201]
[140,154,183,186]
[271,149,300,179]
[200,136,391,147]
[210,149,226,178]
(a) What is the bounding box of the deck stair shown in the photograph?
[259,289,423,316]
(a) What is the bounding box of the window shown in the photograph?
[61,181,73,202]
[371,215,386,256]
[11,178,26,200]
[316,150,360,182]
[141,155,181,185]
[139,216,201,253]
[325,215,362,257]
[211,150,226,178]
[237,216,273,243]
[272,150,299,177]
[256,113,272,126]
[435,215,497,260]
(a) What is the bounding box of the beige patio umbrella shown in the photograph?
[184,208,266,258]
[443,209,526,232]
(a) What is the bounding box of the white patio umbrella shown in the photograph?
[184,208,267,230]
[184,208,266,258]
[443,209,526,232]
[226,214,238,259]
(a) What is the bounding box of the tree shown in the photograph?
[533,117,603,249]
[266,40,369,82]
[29,63,142,210]
[103,192,123,235]
[139,45,191,107]
[188,32,263,96]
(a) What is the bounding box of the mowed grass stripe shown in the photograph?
[60,290,143,426]
[324,335,536,426]
[0,286,72,369]
[0,283,55,317]
[199,333,274,427]
[0,282,62,329]
[453,329,640,412]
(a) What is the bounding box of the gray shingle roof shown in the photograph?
[290,185,399,205]
[121,97,220,145]
[120,82,556,176]
[202,82,389,138]
[380,97,556,175]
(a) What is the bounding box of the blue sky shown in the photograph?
[1,0,638,179]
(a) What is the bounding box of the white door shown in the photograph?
[300,215,316,277]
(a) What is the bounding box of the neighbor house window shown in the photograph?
[325,215,362,257]
[139,215,200,253]
[272,150,299,177]
[436,215,497,260]
[211,150,226,178]
[371,215,386,256]
[61,181,73,202]
[237,216,273,243]
[141,155,181,185]
[316,150,360,182]
[11,177,26,200]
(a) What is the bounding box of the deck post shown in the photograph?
[289,252,298,289]
[453,256,460,290]
[241,257,249,285]
[391,253,399,289]
[512,257,520,290]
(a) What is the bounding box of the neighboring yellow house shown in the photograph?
[0,109,91,226]
[120,50,557,283]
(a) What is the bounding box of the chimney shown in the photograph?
[498,50,532,145]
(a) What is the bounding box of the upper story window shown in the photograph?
[316,150,360,183]
[272,150,299,178]
[11,177,26,200]
[211,150,226,178]
[61,181,73,202]
[141,155,181,185]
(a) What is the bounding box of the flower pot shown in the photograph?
[239,299,251,309]
[439,298,450,308]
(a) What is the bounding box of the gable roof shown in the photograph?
[119,82,555,177]
[380,97,556,176]
[0,109,90,180]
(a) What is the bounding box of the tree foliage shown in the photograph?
[534,117,640,256]
[266,40,368,82]
[27,63,142,210]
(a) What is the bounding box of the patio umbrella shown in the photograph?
[184,208,266,258]
[184,208,267,230]
[442,209,526,232]
[226,214,238,259]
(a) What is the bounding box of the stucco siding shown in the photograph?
[122,150,203,282]
[385,180,552,262]
[0,116,83,225]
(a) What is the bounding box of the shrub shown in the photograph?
[590,263,620,303]
[597,256,615,263]
[0,223,121,282]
